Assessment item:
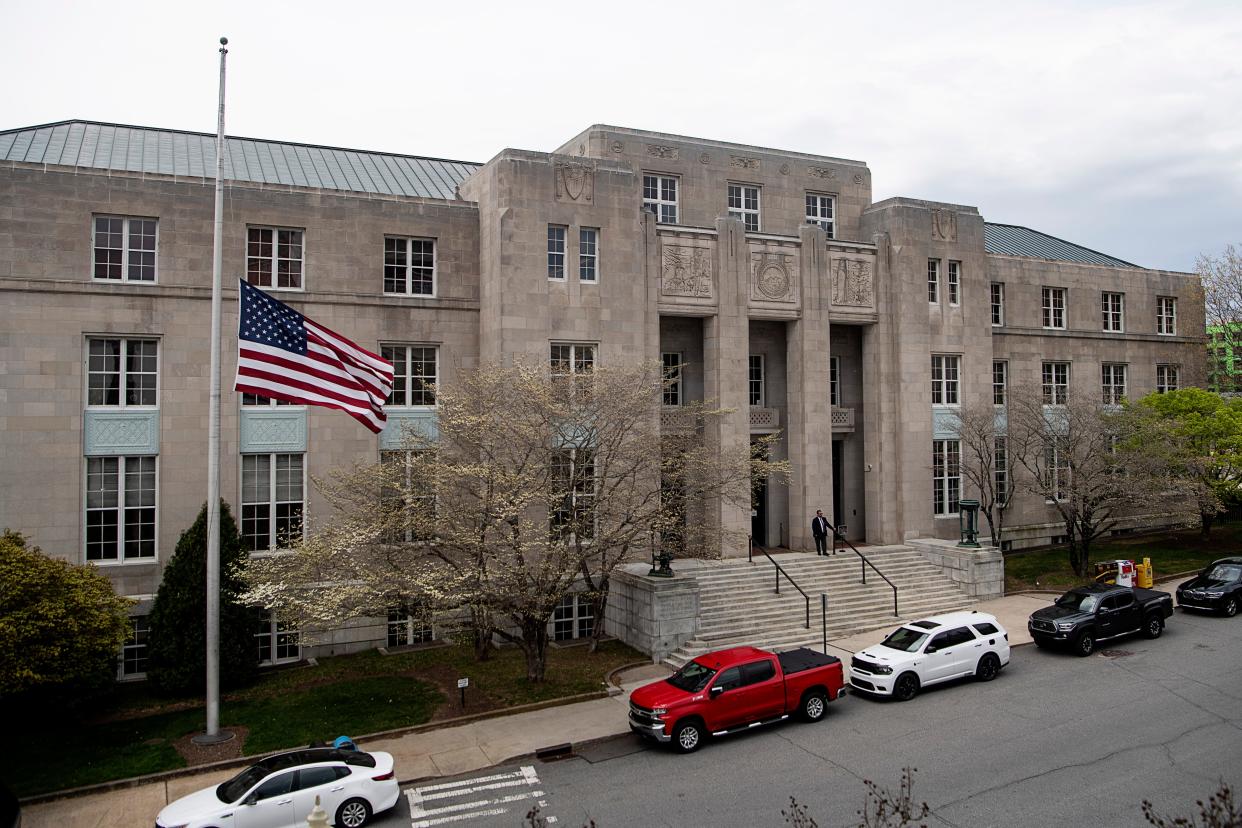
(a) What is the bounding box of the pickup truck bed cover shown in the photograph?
[777,648,840,675]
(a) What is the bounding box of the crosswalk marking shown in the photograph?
[407,765,550,827]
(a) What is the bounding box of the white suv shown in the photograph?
[848,611,1010,701]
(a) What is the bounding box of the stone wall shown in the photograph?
[605,565,701,662]
[907,537,1005,601]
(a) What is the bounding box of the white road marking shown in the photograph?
[406,765,548,827]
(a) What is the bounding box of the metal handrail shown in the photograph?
[748,535,811,629]
[830,523,899,616]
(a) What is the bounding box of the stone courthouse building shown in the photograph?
[0,120,1204,670]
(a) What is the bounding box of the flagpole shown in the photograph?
[194,35,233,746]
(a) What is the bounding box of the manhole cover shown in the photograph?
[1099,649,1133,658]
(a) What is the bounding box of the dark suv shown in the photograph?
[1177,557,1242,617]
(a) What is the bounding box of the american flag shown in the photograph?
[234,280,394,433]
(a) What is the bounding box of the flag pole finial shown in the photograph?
[220,36,228,47]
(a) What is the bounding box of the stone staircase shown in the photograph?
[664,545,974,668]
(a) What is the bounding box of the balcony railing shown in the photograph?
[660,406,698,433]
[831,406,855,432]
[750,407,780,431]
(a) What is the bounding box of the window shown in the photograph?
[241,453,305,552]
[714,666,743,692]
[551,343,595,397]
[642,174,678,224]
[93,216,157,282]
[1157,296,1177,335]
[1102,292,1124,332]
[1156,364,1180,394]
[805,193,835,238]
[947,261,960,306]
[990,283,1004,326]
[384,237,435,296]
[933,439,961,516]
[547,225,566,280]
[727,183,760,232]
[973,621,1000,636]
[1045,440,1069,501]
[749,355,765,406]
[247,227,303,290]
[253,771,296,801]
[551,449,596,541]
[379,450,436,542]
[121,615,150,678]
[296,767,344,791]
[579,228,599,282]
[740,659,777,686]
[994,436,1008,503]
[87,338,158,407]
[992,360,1008,406]
[662,352,683,406]
[829,356,841,407]
[86,456,156,562]
[1042,361,1069,406]
[552,594,595,641]
[931,355,961,406]
[382,345,437,407]
[387,603,433,647]
[255,608,300,664]
[241,393,295,407]
[1102,363,1127,405]
[928,260,940,303]
[1042,287,1066,329]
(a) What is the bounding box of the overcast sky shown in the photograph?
[3,0,1239,272]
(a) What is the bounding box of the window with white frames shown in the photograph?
[87,338,158,407]
[928,260,940,303]
[931,355,961,406]
[933,439,961,516]
[241,393,295,407]
[1157,296,1177,335]
[550,448,596,540]
[551,343,595,397]
[93,216,157,282]
[579,228,598,282]
[120,615,150,678]
[1102,363,1127,405]
[662,352,682,406]
[1042,361,1070,405]
[1102,292,1124,332]
[1156,364,1180,393]
[993,360,1008,406]
[384,237,435,296]
[379,450,435,543]
[387,603,433,647]
[727,184,760,231]
[990,283,1004,326]
[241,453,304,552]
[829,356,841,407]
[382,345,437,407]
[547,225,566,280]
[642,174,679,224]
[255,608,300,664]
[805,193,835,238]
[247,227,303,290]
[1045,440,1069,501]
[749,355,765,406]
[86,456,156,563]
[552,594,595,641]
[947,261,961,306]
[994,437,1009,503]
[1042,287,1067,329]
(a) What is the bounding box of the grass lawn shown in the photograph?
[1004,522,1242,592]
[2,639,641,797]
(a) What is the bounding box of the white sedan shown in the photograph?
[155,746,399,828]
[848,610,1011,701]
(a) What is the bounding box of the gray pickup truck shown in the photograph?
[1028,583,1174,656]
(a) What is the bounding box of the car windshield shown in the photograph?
[667,660,717,692]
[880,627,928,653]
[217,765,267,804]
[1055,591,1098,612]
[1206,564,1242,582]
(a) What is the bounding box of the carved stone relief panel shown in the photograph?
[932,209,957,241]
[730,155,760,170]
[661,244,714,299]
[647,144,680,159]
[751,252,796,303]
[808,166,836,179]
[554,161,594,203]
[830,258,875,307]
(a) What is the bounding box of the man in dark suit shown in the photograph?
[812,510,832,555]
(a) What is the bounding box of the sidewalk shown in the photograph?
[21,582,1176,827]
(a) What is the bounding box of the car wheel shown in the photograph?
[335,797,373,828]
[893,672,920,702]
[672,719,704,753]
[1143,615,1164,639]
[1075,632,1095,657]
[975,653,1000,682]
[800,690,828,722]
[1223,597,1239,618]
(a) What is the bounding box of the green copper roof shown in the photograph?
[984,223,1139,268]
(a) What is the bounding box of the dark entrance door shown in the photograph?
[832,440,844,533]
[751,436,768,546]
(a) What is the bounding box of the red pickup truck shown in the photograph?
[628,646,846,753]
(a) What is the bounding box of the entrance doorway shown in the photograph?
[751,436,768,546]
[832,439,843,533]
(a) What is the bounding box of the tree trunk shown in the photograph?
[520,616,550,683]
[587,577,610,655]
[470,606,494,662]
[1201,511,1215,539]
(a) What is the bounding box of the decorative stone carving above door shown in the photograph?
[751,252,796,302]
[831,258,875,307]
[661,245,714,298]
